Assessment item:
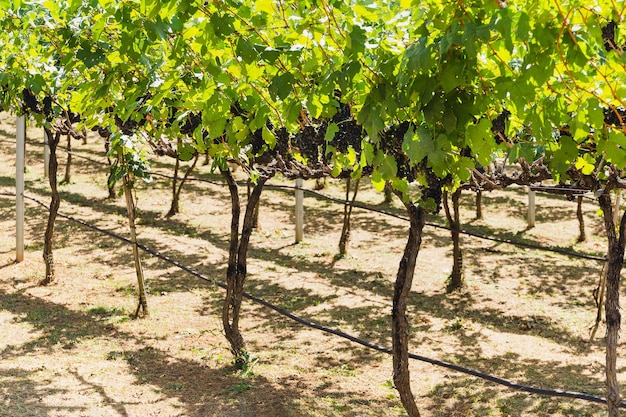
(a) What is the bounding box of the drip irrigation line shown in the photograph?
[7,190,623,409]
[265,183,608,263]
[423,221,607,262]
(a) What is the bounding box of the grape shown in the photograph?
[274,127,290,157]
[22,88,41,114]
[42,96,53,118]
[68,110,81,123]
[250,127,265,155]
[230,101,246,117]
[180,112,202,135]
[604,107,626,128]
[327,102,363,153]
[491,109,510,144]
[421,161,446,214]
[380,121,416,182]
[92,126,111,138]
[602,21,617,52]
[293,125,321,160]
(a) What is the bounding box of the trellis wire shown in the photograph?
[7,133,609,262]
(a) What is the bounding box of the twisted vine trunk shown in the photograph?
[64,133,71,184]
[246,179,260,228]
[576,196,586,242]
[443,189,463,292]
[168,152,180,216]
[475,190,482,219]
[41,128,61,285]
[338,177,360,256]
[221,168,267,367]
[167,151,199,217]
[105,138,116,199]
[383,182,393,204]
[598,192,625,417]
[120,153,148,318]
[392,199,424,417]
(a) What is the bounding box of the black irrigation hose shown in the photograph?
[5,190,623,409]
[424,221,607,262]
[265,183,609,263]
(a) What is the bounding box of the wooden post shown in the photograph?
[16,116,25,262]
[527,187,536,228]
[43,128,49,178]
[295,178,304,243]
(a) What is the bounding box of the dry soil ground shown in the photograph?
[0,113,623,416]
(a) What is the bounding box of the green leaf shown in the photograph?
[269,72,295,101]
[347,24,366,56]
[466,118,496,166]
[547,135,578,176]
[585,98,604,130]
[575,156,595,175]
[402,125,432,163]
[177,141,196,161]
[371,168,386,192]
[391,177,409,193]
[377,152,397,179]
[236,38,257,64]
[508,142,538,163]
[603,130,626,169]
[76,42,105,68]
[262,125,276,149]
[324,122,339,142]
[210,13,235,37]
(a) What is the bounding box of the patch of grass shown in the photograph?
[115,284,137,297]
[167,382,186,391]
[25,309,48,323]
[324,396,349,413]
[87,306,129,323]
[328,363,358,377]
[228,382,253,394]
[24,241,43,251]
[235,350,258,378]
[87,306,125,316]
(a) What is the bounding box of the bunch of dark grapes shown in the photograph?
[315,120,329,163]
[602,21,617,52]
[604,107,626,128]
[293,125,322,160]
[92,126,111,138]
[332,101,351,122]
[180,112,202,136]
[253,120,277,155]
[491,109,510,144]
[22,89,57,121]
[274,127,290,157]
[333,121,363,153]
[328,102,363,153]
[42,96,53,118]
[420,161,445,214]
[115,115,145,135]
[250,127,265,155]
[68,110,81,123]
[22,88,42,114]
[381,121,416,182]
[230,101,246,117]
